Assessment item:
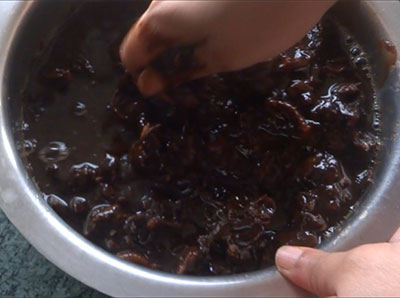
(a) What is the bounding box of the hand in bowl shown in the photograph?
[120,0,334,96]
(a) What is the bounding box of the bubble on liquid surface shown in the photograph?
[350,46,361,56]
[72,101,87,116]
[39,141,70,163]
[17,139,37,157]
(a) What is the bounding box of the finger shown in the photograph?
[137,44,210,97]
[137,64,212,97]
[389,226,400,243]
[137,68,165,97]
[275,246,347,297]
[120,16,173,77]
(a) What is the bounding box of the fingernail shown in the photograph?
[275,246,303,271]
[137,68,165,97]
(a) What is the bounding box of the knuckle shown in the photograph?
[135,17,156,40]
[309,267,326,295]
[306,252,332,294]
[138,6,171,38]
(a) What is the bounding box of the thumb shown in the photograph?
[389,226,400,243]
[275,246,346,297]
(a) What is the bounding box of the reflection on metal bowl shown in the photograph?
[0,0,399,296]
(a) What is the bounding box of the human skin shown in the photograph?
[275,226,400,297]
[120,2,400,297]
[119,0,334,96]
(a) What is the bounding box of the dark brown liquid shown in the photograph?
[20,1,380,275]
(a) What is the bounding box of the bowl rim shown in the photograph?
[0,1,399,297]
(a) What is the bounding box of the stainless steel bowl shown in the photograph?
[0,1,399,297]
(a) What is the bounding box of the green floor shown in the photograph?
[0,211,107,298]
